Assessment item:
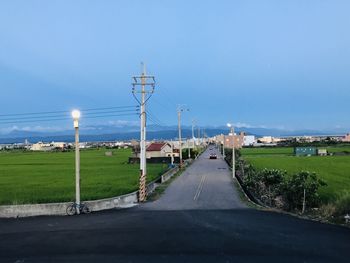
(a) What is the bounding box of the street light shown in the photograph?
[227,123,235,178]
[72,110,81,214]
[177,105,189,167]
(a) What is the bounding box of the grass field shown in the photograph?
[0,148,167,205]
[240,146,350,156]
[241,147,350,202]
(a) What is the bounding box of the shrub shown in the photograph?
[243,168,286,206]
[333,192,350,216]
[319,192,350,222]
[182,148,201,159]
[282,171,326,212]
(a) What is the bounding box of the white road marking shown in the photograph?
[194,175,206,201]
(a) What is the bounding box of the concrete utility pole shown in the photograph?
[187,139,191,159]
[132,63,155,202]
[191,119,196,154]
[170,139,174,166]
[227,123,235,178]
[222,134,226,159]
[197,126,200,145]
[72,110,81,214]
[177,105,189,167]
[192,119,195,140]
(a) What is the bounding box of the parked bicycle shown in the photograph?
[66,202,91,215]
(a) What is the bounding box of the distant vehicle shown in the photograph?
[209,153,217,159]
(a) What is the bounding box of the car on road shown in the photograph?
[209,153,217,159]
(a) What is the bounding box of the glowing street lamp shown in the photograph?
[227,123,235,178]
[72,110,81,214]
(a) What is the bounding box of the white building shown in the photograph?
[30,142,54,151]
[258,136,282,144]
[243,135,256,146]
[51,142,66,149]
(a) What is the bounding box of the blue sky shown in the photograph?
[0,0,349,133]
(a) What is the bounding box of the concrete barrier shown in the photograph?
[161,166,179,183]
[0,166,180,218]
[0,191,139,218]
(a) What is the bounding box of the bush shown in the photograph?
[282,171,326,212]
[333,192,350,216]
[243,168,286,206]
[319,192,350,222]
[182,148,201,159]
[224,148,240,168]
[241,164,327,212]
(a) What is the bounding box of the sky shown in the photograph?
[0,0,349,134]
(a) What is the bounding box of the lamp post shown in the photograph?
[177,105,189,167]
[72,110,81,214]
[170,139,174,166]
[227,123,235,178]
[222,135,225,159]
[187,139,191,159]
[192,119,196,153]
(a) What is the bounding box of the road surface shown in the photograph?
[0,147,349,262]
[141,146,245,210]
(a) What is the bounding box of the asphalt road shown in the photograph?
[141,146,245,210]
[0,147,349,262]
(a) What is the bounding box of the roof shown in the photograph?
[146,142,169,152]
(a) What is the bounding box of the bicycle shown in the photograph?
[66,202,91,215]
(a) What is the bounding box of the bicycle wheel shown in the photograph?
[81,204,91,214]
[66,203,76,216]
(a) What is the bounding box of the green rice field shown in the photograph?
[241,146,350,202]
[0,148,167,205]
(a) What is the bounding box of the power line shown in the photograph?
[0,113,139,125]
[146,110,168,127]
[0,105,138,118]
[0,109,139,121]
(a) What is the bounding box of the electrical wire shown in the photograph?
[0,109,139,121]
[146,110,168,127]
[0,112,139,125]
[0,105,138,118]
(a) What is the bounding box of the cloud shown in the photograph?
[233,122,253,128]
[233,122,268,129]
[0,125,69,134]
[107,120,138,127]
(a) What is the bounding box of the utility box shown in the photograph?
[295,147,317,156]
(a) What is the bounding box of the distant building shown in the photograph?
[258,136,282,144]
[317,149,327,156]
[145,142,173,159]
[51,142,66,149]
[342,133,350,142]
[295,147,317,156]
[223,132,245,149]
[131,142,179,164]
[30,142,54,151]
[30,141,66,151]
[243,135,255,146]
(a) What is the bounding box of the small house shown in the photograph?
[295,147,317,156]
[317,149,327,156]
[145,142,173,159]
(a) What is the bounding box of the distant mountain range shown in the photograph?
[0,124,347,144]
